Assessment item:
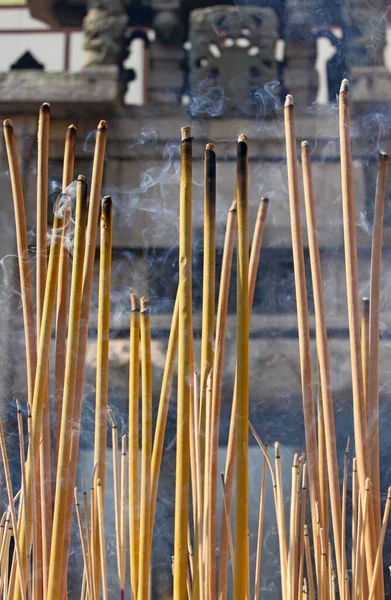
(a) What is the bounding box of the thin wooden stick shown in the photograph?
[275,442,288,600]
[199,144,216,546]
[218,197,267,600]
[96,479,108,600]
[202,370,213,600]
[46,176,88,600]
[138,297,153,600]
[2,119,37,407]
[212,199,237,600]
[254,450,267,600]
[339,79,376,576]
[120,434,127,599]
[351,457,358,589]
[285,100,321,585]
[129,290,140,600]
[367,152,388,550]
[12,200,64,600]
[108,409,122,592]
[0,421,26,600]
[320,528,329,600]
[16,401,29,592]
[316,380,329,575]
[297,464,307,600]
[61,121,108,589]
[361,298,369,414]
[220,473,235,569]
[173,126,193,600]
[35,103,53,600]
[54,123,77,468]
[304,525,315,600]
[233,133,250,600]
[82,474,95,600]
[74,489,93,600]
[341,438,350,600]
[287,454,299,600]
[190,368,204,600]
[368,487,391,600]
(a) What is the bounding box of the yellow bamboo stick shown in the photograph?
[150,292,179,533]
[138,297,153,600]
[287,454,299,600]
[297,464,307,600]
[2,119,37,408]
[46,176,88,600]
[36,102,53,600]
[173,126,193,600]
[212,198,238,600]
[74,489,93,600]
[60,121,108,591]
[129,290,140,600]
[120,434,127,598]
[96,479,108,600]
[367,152,388,554]
[361,298,369,415]
[202,370,213,600]
[304,525,315,599]
[254,449,267,600]
[301,139,345,594]
[199,142,216,510]
[275,442,288,600]
[341,438,350,600]
[108,409,122,591]
[233,133,250,600]
[54,123,77,468]
[339,79,377,583]
[16,402,29,588]
[351,457,358,588]
[219,198,269,600]
[368,487,391,600]
[284,97,321,584]
[91,196,113,597]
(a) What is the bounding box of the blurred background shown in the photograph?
[1,0,391,597]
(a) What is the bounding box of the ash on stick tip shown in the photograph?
[98,120,108,130]
[68,124,77,132]
[238,133,248,143]
[229,198,237,212]
[140,296,149,313]
[102,195,112,210]
[3,119,12,128]
[261,196,269,207]
[181,126,191,141]
[284,94,294,107]
[274,441,280,458]
[387,487,391,500]
[340,78,349,94]
[206,142,216,151]
[362,297,369,314]
[380,151,388,161]
[301,140,310,149]
[40,102,51,113]
[130,290,139,312]
[77,174,88,184]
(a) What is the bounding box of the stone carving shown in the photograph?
[187,5,279,117]
[346,0,386,66]
[83,0,129,66]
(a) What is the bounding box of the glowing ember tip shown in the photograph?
[340,78,349,93]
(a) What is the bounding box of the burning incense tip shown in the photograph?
[108,408,117,428]
[181,126,191,141]
[68,124,77,132]
[40,102,51,113]
[102,195,112,209]
[206,143,216,151]
[274,441,280,458]
[387,487,391,500]
[380,151,388,161]
[238,133,248,143]
[130,290,139,311]
[362,297,369,315]
[140,296,149,313]
[301,140,310,149]
[3,119,12,128]
[340,78,349,94]
[98,120,108,130]
[77,174,88,184]
[284,94,294,107]
[261,196,269,206]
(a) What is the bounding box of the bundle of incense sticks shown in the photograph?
[0,77,390,600]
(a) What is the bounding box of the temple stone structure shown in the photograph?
[0,0,391,596]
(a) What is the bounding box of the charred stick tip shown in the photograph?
[238,133,248,143]
[77,174,88,184]
[40,102,51,113]
[206,142,216,151]
[301,140,310,149]
[98,120,108,130]
[3,119,13,128]
[130,290,139,312]
[380,151,388,161]
[102,195,112,209]
[140,296,150,313]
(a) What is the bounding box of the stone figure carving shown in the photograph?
[83,0,129,66]
[187,5,279,117]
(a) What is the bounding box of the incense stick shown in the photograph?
[138,297,153,600]
[47,177,88,600]
[173,126,193,600]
